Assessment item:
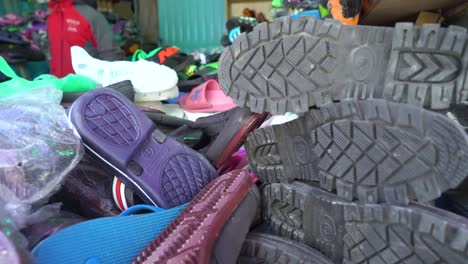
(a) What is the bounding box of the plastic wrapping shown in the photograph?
[0,88,83,228]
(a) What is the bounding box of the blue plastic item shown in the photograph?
[119,204,164,216]
[165,92,186,104]
[228,27,241,43]
[32,204,186,264]
[291,9,321,20]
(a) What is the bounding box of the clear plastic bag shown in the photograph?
[0,88,83,228]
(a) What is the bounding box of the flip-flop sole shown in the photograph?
[133,170,254,264]
[263,182,468,264]
[219,17,468,114]
[32,205,185,264]
[246,99,468,204]
[238,233,333,264]
[68,88,217,208]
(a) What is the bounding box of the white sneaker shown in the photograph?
[70,46,178,101]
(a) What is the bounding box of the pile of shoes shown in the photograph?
[0,13,46,64]
[0,10,468,264]
[217,15,468,263]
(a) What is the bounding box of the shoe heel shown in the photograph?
[384,23,468,109]
[246,119,320,184]
[263,182,346,263]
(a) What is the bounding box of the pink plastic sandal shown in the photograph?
[180,80,236,113]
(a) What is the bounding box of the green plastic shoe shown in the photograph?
[0,56,98,98]
[34,74,97,93]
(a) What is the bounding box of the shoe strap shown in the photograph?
[119,204,165,216]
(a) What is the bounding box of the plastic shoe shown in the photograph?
[199,107,268,168]
[68,87,218,208]
[0,57,99,99]
[225,17,259,45]
[219,16,468,114]
[246,99,468,205]
[263,181,468,264]
[133,170,259,264]
[71,46,178,101]
[32,205,185,264]
[132,46,195,72]
[238,233,333,264]
[179,80,237,113]
[112,108,265,210]
[177,62,219,93]
[111,107,266,210]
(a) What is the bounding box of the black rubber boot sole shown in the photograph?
[238,233,333,264]
[219,16,468,115]
[263,181,468,264]
[245,99,468,205]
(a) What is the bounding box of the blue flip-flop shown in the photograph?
[32,204,185,264]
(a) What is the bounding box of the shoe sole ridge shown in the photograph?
[245,99,468,204]
[219,16,468,114]
[263,181,468,264]
[238,232,333,263]
[132,170,253,264]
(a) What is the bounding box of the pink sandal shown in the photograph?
[180,80,236,113]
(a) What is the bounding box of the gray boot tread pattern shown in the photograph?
[246,99,468,204]
[219,16,468,114]
[238,233,333,264]
[263,182,468,264]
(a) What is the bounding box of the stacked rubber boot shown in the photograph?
[219,16,468,263]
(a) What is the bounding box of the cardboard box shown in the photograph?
[415,11,444,25]
[361,0,465,25]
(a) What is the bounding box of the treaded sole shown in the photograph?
[263,181,468,264]
[132,170,254,264]
[238,232,333,264]
[245,99,468,205]
[219,16,468,114]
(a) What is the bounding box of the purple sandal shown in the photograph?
[68,88,218,208]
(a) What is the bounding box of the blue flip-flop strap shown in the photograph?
[119,204,165,216]
[33,204,186,264]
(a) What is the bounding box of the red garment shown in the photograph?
[47,0,98,77]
